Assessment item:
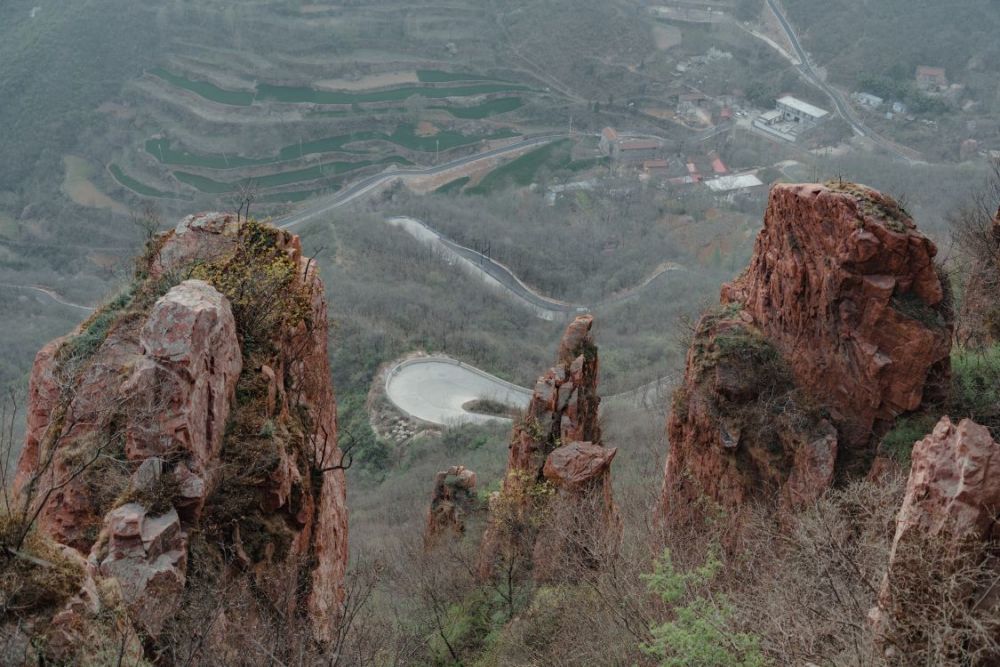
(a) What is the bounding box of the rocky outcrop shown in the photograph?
[871,417,1000,659]
[663,183,952,522]
[722,182,952,454]
[424,466,479,548]
[662,306,838,522]
[4,214,348,662]
[479,315,618,581]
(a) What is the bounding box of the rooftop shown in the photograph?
[601,127,619,141]
[619,139,660,151]
[916,66,946,79]
[705,173,764,192]
[776,96,829,119]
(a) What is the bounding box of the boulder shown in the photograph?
[871,418,1000,658]
[7,215,349,659]
[96,504,188,638]
[721,182,952,455]
[424,466,480,547]
[543,441,618,489]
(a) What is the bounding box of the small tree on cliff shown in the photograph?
[642,547,765,667]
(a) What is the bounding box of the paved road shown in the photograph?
[277,134,567,230]
[0,283,94,312]
[384,354,674,425]
[762,0,916,162]
[389,216,685,320]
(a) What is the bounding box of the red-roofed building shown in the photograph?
[614,139,661,162]
[643,159,670,175]
[916,66,948,91]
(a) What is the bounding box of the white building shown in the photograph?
[775,96,829,126]
[753,96,829,143]
[853,92,884,109]
[705,173,764,192]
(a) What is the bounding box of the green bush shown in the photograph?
[642,549,767,667]
[950,345,1000,438]
[880,414,939,465]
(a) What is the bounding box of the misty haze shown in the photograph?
[1,0,999,664]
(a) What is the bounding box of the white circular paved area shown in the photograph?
[385,357,533,425]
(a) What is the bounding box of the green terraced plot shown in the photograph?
[150,68,254,106]
[255,81,528,105]
[466,140,573,195]
[109,164,188,199]
[174,156,411,193]
[382,126,517,152]
[566,156,609,172]
[146,138,274,169]
[147,127,516,170]
[417,70,505,83]
[438,97,524,119]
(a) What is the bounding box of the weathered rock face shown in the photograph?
[871,418,1000,658]
[424,466,479,547]
[96,503,189,638]
[663,183,952,523]
[956,207,1000,349]
[722,182,952,454]
[479,315,618,581]
[6,214,348,661]
[722,183,952,450]
[662,307,838,523]
[13,278,240,551]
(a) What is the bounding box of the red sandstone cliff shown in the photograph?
[663,183,953,521]
[3,214,348,662]
[479,315,618,582]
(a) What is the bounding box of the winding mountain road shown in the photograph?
[0,283,94,312]
[387,216,685,320]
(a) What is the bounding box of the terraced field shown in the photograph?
[151,68,530,107]
[83,1,567,206]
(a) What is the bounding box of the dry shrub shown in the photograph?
[155,549,388,666]
[0,524,83,618]
[725,475,904,666]
[877,533,1000,666]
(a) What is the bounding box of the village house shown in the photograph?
[916,66,948,93]
[753,96,829,142]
